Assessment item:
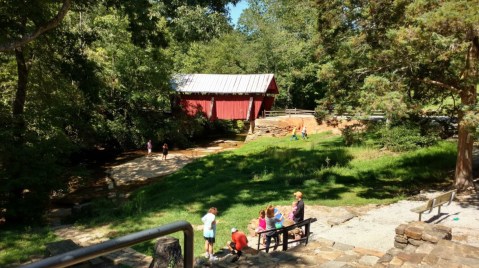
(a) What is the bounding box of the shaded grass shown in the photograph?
[0,227,58,267]
[84,133,456,256]
[0,133,457,264]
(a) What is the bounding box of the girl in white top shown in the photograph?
[201,207,218,260]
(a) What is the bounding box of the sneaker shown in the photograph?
[209,256,218,261]
[204,253,210,258]
[231,256,239,263]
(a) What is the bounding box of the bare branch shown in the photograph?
[419,78,459,93]
[0,0,72,52]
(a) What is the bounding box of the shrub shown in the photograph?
[376,124,438,152]
[314,106,329,124]
[341,124,363,146]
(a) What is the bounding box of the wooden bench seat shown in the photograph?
[256,217,317,251]
[410,190,456,221]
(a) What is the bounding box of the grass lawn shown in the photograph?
[0,132,457,265]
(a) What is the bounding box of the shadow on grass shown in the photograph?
[90,138,457,225]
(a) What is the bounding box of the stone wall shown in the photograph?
[394,221,452,250]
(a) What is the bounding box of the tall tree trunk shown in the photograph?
[455,27,479,191]
[12,47,28,142]
[455,31,479,192]
[5,47,30,225]
[454,88,476,191]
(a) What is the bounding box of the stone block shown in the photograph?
[396,252,426,264]
[358,255,379,266]
[386,247,402,256]
[415,242,436,255]
[401,262,422,268]
[332,242,354,251]
[394,241,407,249]
[317,261,348,268]
[409,221,428,229]
[404,226,423,240]
[408,238,425,247]
[404,244,418,253]
[436,258,462,268]
[314,237,335,247]
[422,254,439,265]
[335,254,359,262]
[316,250,343,261]
[327,212,355,226]
[422,231,441,243]
[389,256,404,266]
[432,225,451,234]
[377,253,393,264]
[395,224,407,235]
[353,247,384,258]
[395,235,407,244]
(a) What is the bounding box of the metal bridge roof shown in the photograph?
[172,74,278,94]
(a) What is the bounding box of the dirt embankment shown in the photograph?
[247,115,359,141]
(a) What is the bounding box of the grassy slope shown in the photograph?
[88,133,457,256]
[0,133,457,264]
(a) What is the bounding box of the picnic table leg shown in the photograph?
[282,229,288,251]
[305,223,310,245]
[257,234,261,250]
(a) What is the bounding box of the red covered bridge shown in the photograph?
[173,74,279,121]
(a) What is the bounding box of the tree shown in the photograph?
[174,0,322,109]
[396,0,478,190]
[315,0,479,191]
[0,0,240,225]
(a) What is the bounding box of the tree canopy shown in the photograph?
[0,0,477,225]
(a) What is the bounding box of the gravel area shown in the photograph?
[305,193,479,252]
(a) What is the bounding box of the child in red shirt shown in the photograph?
[227,228,248,259]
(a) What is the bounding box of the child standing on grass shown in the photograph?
[202,207,218,261]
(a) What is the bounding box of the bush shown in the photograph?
[314,106,329,124]
[341,124,363,146]
[377,124,438,152]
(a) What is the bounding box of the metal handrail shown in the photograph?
[21,220,194,268]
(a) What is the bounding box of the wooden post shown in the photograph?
[246,96,254,120]
[149,236,183,268]
[208,97,214,119]
[249,119,255,134]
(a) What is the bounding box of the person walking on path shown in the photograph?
[293,191,304,223]
[147,140,152,156]
[162,143,168,160]
[290,126,298,141]
[227,227,248,262]
[301,126,308,140]
[202,207,218,261]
